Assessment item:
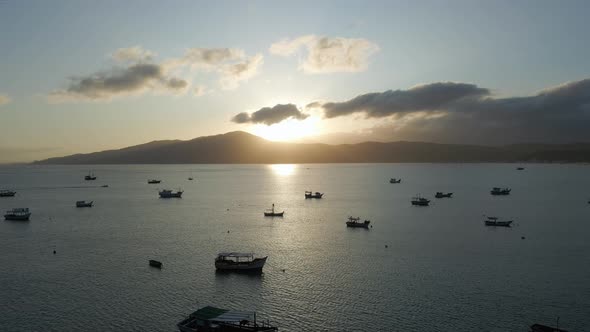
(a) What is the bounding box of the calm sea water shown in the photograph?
[1,164,589,331]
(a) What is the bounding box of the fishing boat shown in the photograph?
[159,189,183,198]
[101,184,109,188]
[411,195,430,206]
[346,216,370,228]
[149,260,163,268]
[264,204,284,217]
[491,187,511,195]
[188,177,194,181]
[390,178,401,183]
[148,179,161,184]
[517,167,525,170]
[530,323,568,332]
[177,306,278,332]
[305,191,323,199]
[0,190,16,197]
[4,208,31,221]
[84,171,97,181]
[215,252,267,271]
[484,216,513,227]
[76,200,93,208]
[435,192,453,198]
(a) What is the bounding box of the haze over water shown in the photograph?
[1,163,589,331]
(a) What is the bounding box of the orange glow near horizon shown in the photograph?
[251,118,319,142]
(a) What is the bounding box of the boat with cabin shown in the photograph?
[177,306,278,332]
[148,179,161,184]
[0,190,16,197]
[76,200,93,208]
[159,189,183,198]
[346,216,370,228]
[264,204,284,217]
[491,187,511,195]
[215,252,267,271]
[484,216,513,227]
[84,171,97,181]
[411,195,430,206]
[4,208,31,221]
[390,178,401,183]
[305,191,323,199]
[435,192,453,198]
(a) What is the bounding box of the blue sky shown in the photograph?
[1,0,589,162]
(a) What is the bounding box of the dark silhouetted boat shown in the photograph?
[101,184,109,188]
[177,306,277,332]
[491,187,511,195]
[76,200,93,208]
[530,323,567,332]
[159,189,183,198]
[0,190,16,197]
[84,171,97,181]
[435,192,453,198]
[346,216,370,228]
[411,195,430,206]
[148,179,161,184]
[264,204,284,217]
[390,178,401,183]
[305,191,323,199]
[149,260,162,268]
[484,216,513,227]
[517,167,525,170]
[4,208,31,221]
[215,252,267,271]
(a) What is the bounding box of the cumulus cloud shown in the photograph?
[220,54,264,89]
[270,35,379,73]
[112,46,154,62]
[0,94,11,106]
[179,48,245,68]
[311,79,590,144]
[49,63,187,101]
[232,103,308,125]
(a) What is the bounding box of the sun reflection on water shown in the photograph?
[269,164,296,176]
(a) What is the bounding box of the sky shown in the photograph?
[1,0,590,162]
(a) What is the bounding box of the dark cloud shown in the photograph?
[232,104,309,125]
[313,79,590,144]
[50,63,187,101]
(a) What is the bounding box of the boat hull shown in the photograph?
[0,192,16,197]
[4,214,31,221]
[149,260,163,268]
[485,220,513,227]
[411,201,430,206]
[159,192,183,198]
[346,222,370,228]
[215,257,267,271]
[264,212,284,217]
[76,202,93,208]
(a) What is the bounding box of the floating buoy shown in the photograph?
[227,230,230,233]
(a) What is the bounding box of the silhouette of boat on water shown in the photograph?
[484,216,513,227]
[390,178,401,183]
[411,195,430,206]
[517,167,525,170]
[530,323,567,332]
[346,216,370,228]
[177,306,277,332]
[264,204,284,217]
[491,187,511,195]
[149,260,162,268]
[435,192,453,198]
[215,252,267,271]
[305,191,323,199]
[4,208,31,221]
[84,171,97,181]
[148,179,161,184]
[159,189,183,198]
[76,200,93,208]
[0,190,16,197]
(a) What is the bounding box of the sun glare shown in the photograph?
[269,164,296,176]
[252,118,319,142]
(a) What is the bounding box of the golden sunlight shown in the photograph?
[252,118,319,142]
[269,164,296,176]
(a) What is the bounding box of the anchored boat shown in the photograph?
[0,190,16,197]
[484,216,513,227]
[264,204,284,217]
[411,195,430,206]
[84,171,97,181]
[346,216,370,228]
[148,179,161,184]
[305,191,323,199]
[76,200,93,208]
[215,252,267,271]
[159,189,183,198]
[390,178,401,183]
[149,260,163,268]
[491,187,511,195]
[177,306,277,332]
[4,208,31,221]
[435,192,453,198]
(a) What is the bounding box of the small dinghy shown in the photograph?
[390,178,401,183]
[148,179,161,184]
[435,192,453,198]
[149,260,163,268]
[484,216,513,227]
[491,187,511,195]
[76,200,93,208]
[264,204,284,217]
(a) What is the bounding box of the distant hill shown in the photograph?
[34,131,590,164]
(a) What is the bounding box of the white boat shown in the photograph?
[4,208,31,221]
[215,252,267,271]
[76,200,93,208]
[159,189,183,198]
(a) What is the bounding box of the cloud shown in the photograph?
[179,48,245,68]
[112,46,154,62]
[270,35,379,73]
[0,94,11,106]
[193,85,207,96]
[311,79,590,144]
[220,54,264,89]
[232,103,308,125]
[49,63,187,101]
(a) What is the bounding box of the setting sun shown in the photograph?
[251,118,319,141]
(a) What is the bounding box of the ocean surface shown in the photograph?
[1,164,589,332]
